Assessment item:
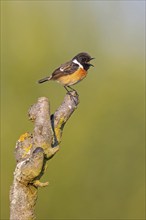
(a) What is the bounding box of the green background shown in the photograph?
[1,1,145,219]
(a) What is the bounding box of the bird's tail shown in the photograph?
[38,76,52,84]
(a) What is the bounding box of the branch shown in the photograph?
[10,91,79,220]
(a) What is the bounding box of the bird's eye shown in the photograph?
[82,57,86,62]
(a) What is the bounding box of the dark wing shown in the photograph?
[51,61,78,80]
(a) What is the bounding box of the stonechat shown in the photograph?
[38,52,94,92]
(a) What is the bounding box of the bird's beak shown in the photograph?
[89,57,95,67]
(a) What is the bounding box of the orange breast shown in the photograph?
[56,68,87,86]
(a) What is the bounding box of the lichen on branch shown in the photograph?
[10,91,79,220]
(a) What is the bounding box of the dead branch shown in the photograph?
[10,91,79,220]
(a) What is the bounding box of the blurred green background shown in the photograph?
[1,1,145,219]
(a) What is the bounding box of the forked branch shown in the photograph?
[10,91,79,220]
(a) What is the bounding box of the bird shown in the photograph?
[38,52,94,92]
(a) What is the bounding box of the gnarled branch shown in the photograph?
[10,91,79,220]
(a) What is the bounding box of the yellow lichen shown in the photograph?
[22,144,32,158]
[41,143,50,154]
[18,132,30,142]
[54,117,65,143]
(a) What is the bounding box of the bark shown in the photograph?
[10,91,79,220]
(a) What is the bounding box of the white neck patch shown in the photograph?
[73,59,83,69]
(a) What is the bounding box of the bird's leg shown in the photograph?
[64,86,70,92]
[67,86,77,92]
[63,86,78,105]
[64,86,76,93]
